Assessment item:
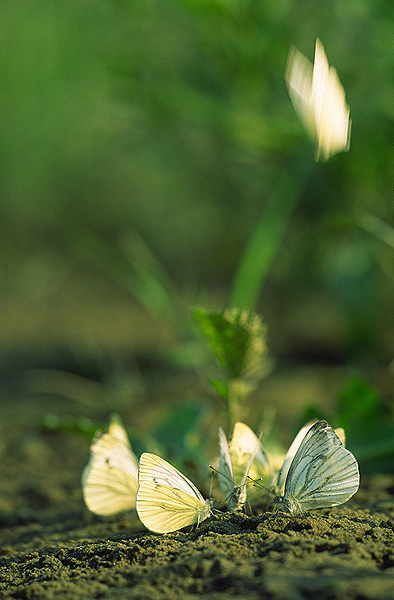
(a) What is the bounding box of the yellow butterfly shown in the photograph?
[136,453,212,533]
[82,415,138,516]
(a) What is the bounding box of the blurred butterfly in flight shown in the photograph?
[82,414,138,516]
[285,38,351,161]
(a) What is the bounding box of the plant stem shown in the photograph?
[230,167,311,313]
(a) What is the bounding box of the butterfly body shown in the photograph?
[222,482,247,513]
[231,485,247,507]
[272,496,303,515]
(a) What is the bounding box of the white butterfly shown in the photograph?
[218,422,269,511]
[275,420,345,496]
[136,453,212,533]
[272,420,359,514]
[82,415,139,516]
[286,38,351,162]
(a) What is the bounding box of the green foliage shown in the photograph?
[193,307,269,429]
[0,0,391,295]
[337,377,384,429]
[336,377,394,473]
[193,308,268,380]
[290,377,394,473]
[72,229,181,325]
[150,401,212,474]
[230,170,309,311]
[41,414,97,438]
[0,0,392,483]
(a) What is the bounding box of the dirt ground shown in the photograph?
[0,477,393,600]
[0,392,393,600]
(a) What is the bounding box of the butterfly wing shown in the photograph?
[247,447,273,496]
[230,422,262,487]
[276,421,348,496]
[217,427,236,500]
[82,417,139,516]
[230,422,273,503]
[285,44,316,140]
[334,427,346,447]
[286,39,350,162]
[107,415,131,446]
[283,420,359,512]
[312,39,350,161]
[136,453,210,533]
[276,420,318,495]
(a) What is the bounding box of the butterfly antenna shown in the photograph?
[209,465,234,486]
[247,474,273,495]
[208,468,214,502]
[209,465,239,510]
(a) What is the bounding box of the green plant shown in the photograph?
[193,307,269,430]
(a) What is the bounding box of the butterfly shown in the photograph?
[217,422,269,511]
[285,38,351,162]
[272,420,359,514]
[274,420,345,496]
[82,415,139,516]
[136,453,212,533]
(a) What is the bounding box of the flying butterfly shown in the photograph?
[272,420,359,514]
[136,453,212,533]
[82,414,138,516]
[286,38,351,161]
[217,422,270,511]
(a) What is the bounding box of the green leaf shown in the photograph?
[193,307,268,381]
[336,377,394,473]
[337,377,384,430]
[209,378,229,399]
[41,414,97,438]
[229,171,305,312]
[154,401,207,459]
[71,229,179,324]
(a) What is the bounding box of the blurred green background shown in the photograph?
[0,0,392,427]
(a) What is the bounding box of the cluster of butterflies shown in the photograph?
[82,416,360,534]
